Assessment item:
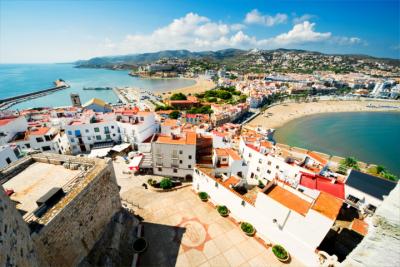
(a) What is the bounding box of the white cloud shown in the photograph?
[330,36,367,46]
[96,13,362,56]
[292,14,315,24]
[270,21,331,45]
[244,9,288,26]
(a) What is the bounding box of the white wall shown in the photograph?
[0,117,28,145]
[0,145,18,169]
[193,167,326,266]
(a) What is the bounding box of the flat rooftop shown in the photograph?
[3,162,80,215]
[265,184,312,216]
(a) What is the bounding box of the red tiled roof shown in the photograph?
[29,127,50,136]
[351,219,368,236]
[300,173,345,199]
[0,118,16,126]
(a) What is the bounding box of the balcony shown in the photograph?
[171,154,179,159]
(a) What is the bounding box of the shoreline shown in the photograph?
[246,100,400,130]
[155,77,215,99]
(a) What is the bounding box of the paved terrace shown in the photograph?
[121,185,304,267]
[3,162,80,215]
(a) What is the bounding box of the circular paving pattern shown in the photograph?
[180,220,207,248]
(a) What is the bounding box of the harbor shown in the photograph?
[0,80,70,110]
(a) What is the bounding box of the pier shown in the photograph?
[0,80,70,110]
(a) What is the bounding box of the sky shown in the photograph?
[0,0,399,63]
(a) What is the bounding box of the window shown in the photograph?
[96,135,101,140]
[6,157,11,164]
[347,195,360,203]
[179,150,183,154]
[106,134,111,140]
[104,126,110,134]
[94,127,100,132]
[256,167,260,171]
[267,161,271,165]
[179,160,183,164]
[188,165,192,169]
[75,130,81,137]
[111,126,114,129]
[25,144,31,148]
[258,159,262,164]
[188,155,192,159]
[42,146,51,151]
[250,172,254,178]
[248,153,252,158]
[36,137,44,143]
[112,134,116,137]
[158,167,162,172]
[241,200,246,206]
[173,168,178,173]
[140,117,144,121]
[85,129,89,133]
[68,131,72,135]
[276,165,279,169]
[87,137,91,140]
[267,170,271,174]
[215,182,218,188]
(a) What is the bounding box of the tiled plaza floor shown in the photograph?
[121,186,304,267]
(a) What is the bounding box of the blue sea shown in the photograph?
[0,64,195,109]
[275,112,400,176]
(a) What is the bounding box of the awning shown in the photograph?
[88,147,112,158]
[111,143,131,152]
[128,155,143,170]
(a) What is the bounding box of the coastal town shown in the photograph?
[1,59,400,267]
[1,0,400,264]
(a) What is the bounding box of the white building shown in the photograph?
[152,132,196,180]
[0,145,19,168]
[193,166,343,266]
[0,116,29,145]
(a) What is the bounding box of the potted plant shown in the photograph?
[272,244,290,262]
[217,205,229,217]
[240,222,256,236]
[133,237,148,253]
[198,192,208,201]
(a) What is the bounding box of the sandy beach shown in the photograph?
[157,77,215,99]
[247,100,400,129]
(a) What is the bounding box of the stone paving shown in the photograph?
[121,185,304,267]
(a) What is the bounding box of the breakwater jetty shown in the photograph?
[0,80,70,110]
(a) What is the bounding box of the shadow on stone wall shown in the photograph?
[78,210,185,267]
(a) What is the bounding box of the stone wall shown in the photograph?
[0,186,41,267]
[32,158,121,267]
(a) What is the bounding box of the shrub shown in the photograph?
[159,178,173,189]
[272,245,288,260]
[147,178,153,184]
[198,191,208,201]
[169,110,180,119]
[258,180,265,189]
[217,205,229,216]
[240,222,255,234]
[170,93,187,100]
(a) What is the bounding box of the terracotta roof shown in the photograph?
[265,185,311,216]
[29,127,50,136]
[307,151,328,165]
[222,176,240,187]
[225,149,241,161]
[311,191,342,220]
[350,219,368,236]
[0,118,16,126]
[156,132,196,145]
[162,119,178,127]
[215,148,228,157]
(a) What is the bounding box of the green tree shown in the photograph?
[170,93,187,100]
[168,110,180,119]
[376,165,386,174]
